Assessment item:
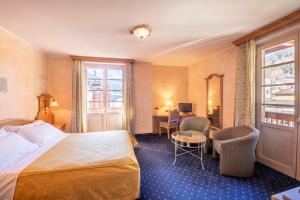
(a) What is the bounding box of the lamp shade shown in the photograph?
[50,99,59,107]
[165,100,174,107]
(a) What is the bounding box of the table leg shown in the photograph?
[200,143,204,170]
[173,141,177,165]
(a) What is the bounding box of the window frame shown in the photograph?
[256,34,299,130]
[85,62,125,115]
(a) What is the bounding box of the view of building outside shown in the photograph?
[87,67,124,114]
[262,40,295,127]
[87,68,103,113]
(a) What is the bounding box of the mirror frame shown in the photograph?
[205,73,224,129]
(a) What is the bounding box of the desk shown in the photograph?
[152,113,195,134]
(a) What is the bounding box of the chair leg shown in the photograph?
[213,149,218,159]
[159,126,161,136]
[204,145,208,154]
[203,136,209,154]
[167,128,170,139]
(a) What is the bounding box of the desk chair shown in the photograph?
[159,109,180,139]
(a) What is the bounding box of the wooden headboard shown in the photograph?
[0,119,34,128]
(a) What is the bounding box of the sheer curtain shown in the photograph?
[71,59,88,133]
[234,40,256,126]
[124,63,138,147]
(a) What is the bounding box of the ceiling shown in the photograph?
[0,0,299,66]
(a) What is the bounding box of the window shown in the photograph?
[107,69,123,112]
[261,40,295,127]
[85,62,124,131]
[87,68,104,113]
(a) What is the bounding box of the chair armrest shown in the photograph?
[218,135,257,177]
[213,127,234,141]
[202,123,210,137]
[220,136,256,157]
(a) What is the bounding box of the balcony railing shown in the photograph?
[263,111,294,127]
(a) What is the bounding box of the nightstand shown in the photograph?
[53,123,66,132]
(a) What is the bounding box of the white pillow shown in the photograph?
[0,133,38,171]
[3,120,44,133]
[16,123,65,145]
[0,128,10,139]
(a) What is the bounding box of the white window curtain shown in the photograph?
[124,63,138,146]
[71,59,88,133]
[234,39,256,126]
[124,63,134,133]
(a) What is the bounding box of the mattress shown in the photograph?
[13,131,140,200]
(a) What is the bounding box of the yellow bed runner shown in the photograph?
[14,131,140,200]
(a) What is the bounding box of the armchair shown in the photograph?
[179,117,211,152]
[213,126,259,177]
[179,116,211,137]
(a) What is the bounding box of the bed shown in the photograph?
[0,119,140,200]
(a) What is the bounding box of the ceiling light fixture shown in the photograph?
[130,24,151,39]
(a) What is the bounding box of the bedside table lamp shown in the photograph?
[35,95,66,131]
[50,98,59,124]
[50,99,59,107]
[35,94,58,124]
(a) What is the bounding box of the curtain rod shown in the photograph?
[70,55,135,63]
[233,9,300,46]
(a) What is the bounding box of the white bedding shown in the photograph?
[4,121,65,146]
[0,133,38,171]
[0,134,68,200]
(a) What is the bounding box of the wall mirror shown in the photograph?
[205,74,224,129]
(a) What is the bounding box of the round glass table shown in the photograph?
[171,131,207,169]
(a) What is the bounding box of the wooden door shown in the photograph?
[256,34,299,178]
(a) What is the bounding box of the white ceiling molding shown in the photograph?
[151,28,239,58]
[0,25,36,49]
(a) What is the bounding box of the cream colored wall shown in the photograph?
[46,57,73,132]
[152,65,188,115]
[0,25,236,133]
[188,48,237,128]
[0,25,236,132]
[0,28,47,120]
[133,62,153,133]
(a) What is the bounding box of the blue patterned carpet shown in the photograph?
[134,134,299,200]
